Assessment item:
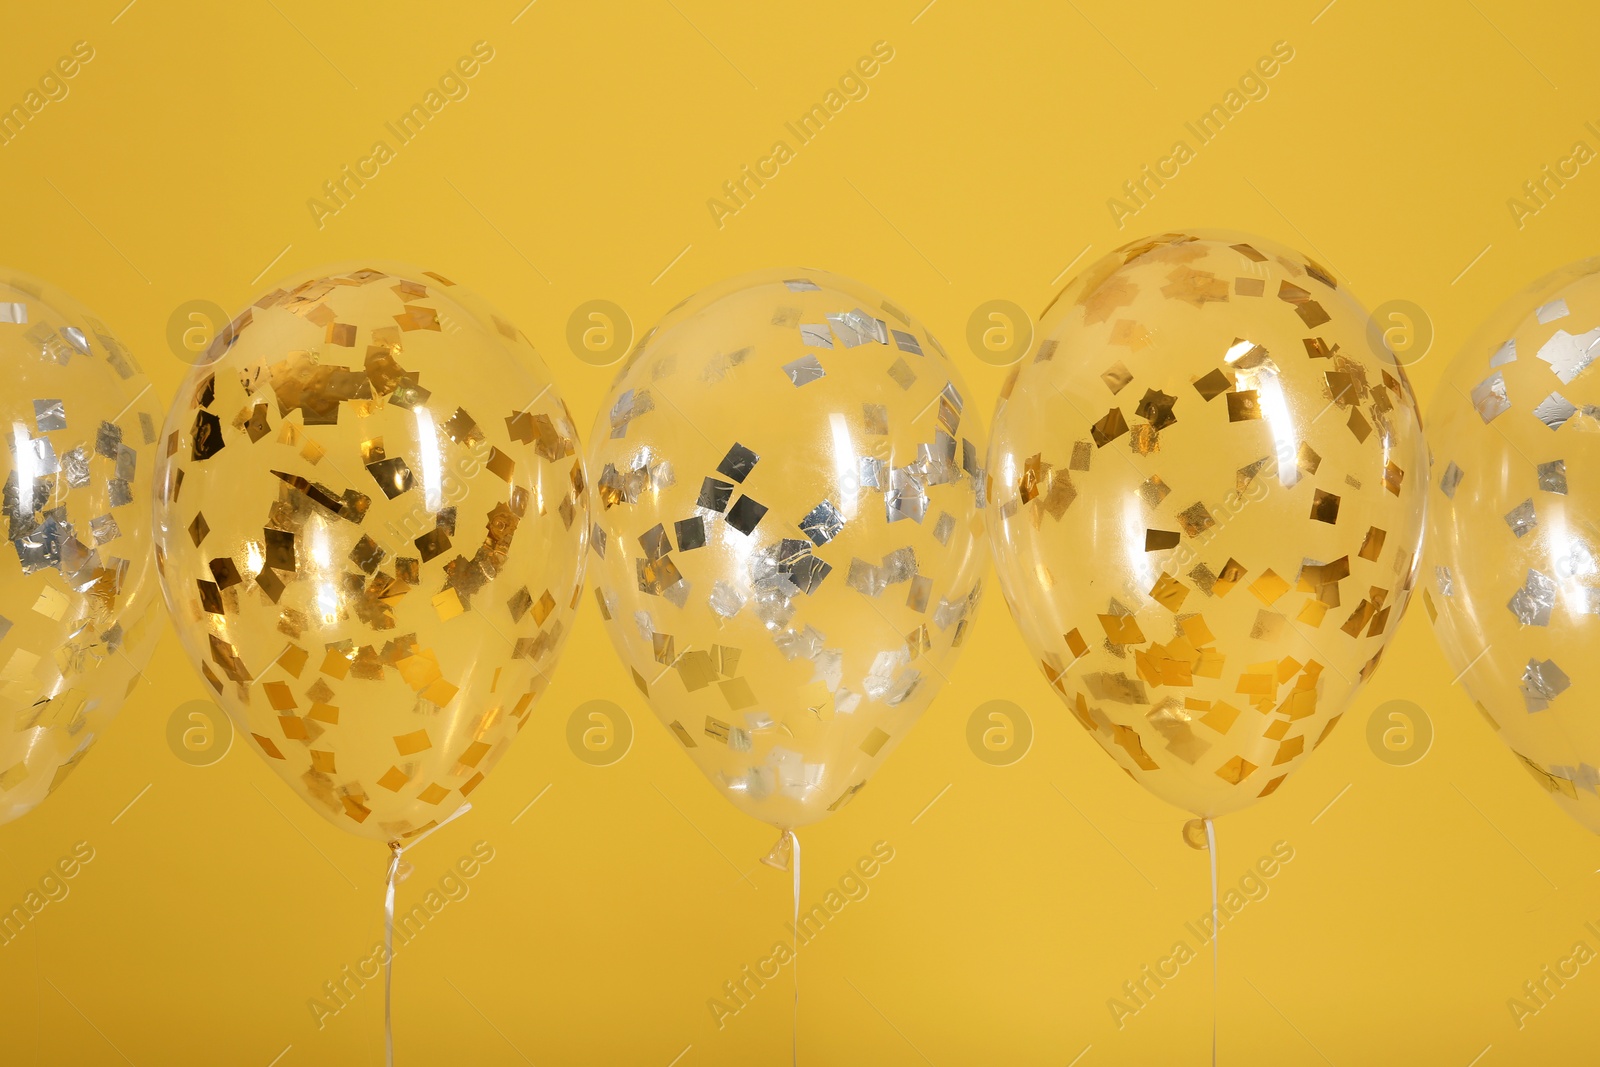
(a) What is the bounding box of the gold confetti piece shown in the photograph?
[1113,724,1160,769]
[1180,614,1216,646]
[1177,502,1215,538]
[394,304,441,332]
[32,586,68,621]
[1135,388,1178,430]
[1193,368,1231,401]
[1249,569,1289,605]
[1099,613,1145,645]
[1090,407,1129,446]
[1129,424,1160,454]
[394,729,432,756]
[1383,461,1404,495]
[432,587,464,621]
[1347,406,1372,442]
[860,727,891,757]
[1109,319,1151,350]
[263,682,297,710]
[1226,391,1262,421]
[1203,701,1241,734]
[1149,573,1189,612]
[1101,362,1133,394]
[719,676,756,710]
[1215,754,1256,783]
[1081,276,1139,324]
[1145,529,1180,551]
[1162,266,1229,307]
[1297,600,1329,626]
[421,678,459,707]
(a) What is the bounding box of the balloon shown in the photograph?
[987,231,1425,819]
[0,269,161,825]
[1425,256,1600,831]
[152,263,588,845]
[587,269,987,831]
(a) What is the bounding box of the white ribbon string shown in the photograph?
[383,802,472,1066]
[789,829,800,1067]
[1205,817,1218,1067]
[384,844,401,1067]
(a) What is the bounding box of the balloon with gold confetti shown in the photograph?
[987,231,1425,820]
[0,269,162,825]
[1425,256,1600,832]
[587,269,987,839]
[152,263,589,845]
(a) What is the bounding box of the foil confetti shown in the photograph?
[151,263,589,844]
[585,270,987,830]
[987,231,1426,818]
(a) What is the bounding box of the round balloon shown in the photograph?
[587,269,987,831]
[0,269,161,824]
[152,263,588,845]
[988,231,1426,819]
[1425,255,1600,831]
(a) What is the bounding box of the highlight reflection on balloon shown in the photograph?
[0,269,162,826]
[1425,256,1600,832]
[587,269,988,832]
[152,263,588,844]
[988,231,1425,819]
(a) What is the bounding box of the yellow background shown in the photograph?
[0,1,1596,1063]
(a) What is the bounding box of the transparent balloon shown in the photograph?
[588,269,987,832]
[988,231,1425,819]
[1425,256,1600,832]
[0,269,162,826]
[152,263,588,845]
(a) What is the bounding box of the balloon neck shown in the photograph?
[1182,817,1213,851]
[760,828,795,871]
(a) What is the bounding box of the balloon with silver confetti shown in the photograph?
[0,269,162,825]
[587,269,987,836]
[151,263,588,845]
[1425,255,1600,831]
[987,231,1425,820]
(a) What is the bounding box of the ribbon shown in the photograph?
[384,844,401,1067]
[383,802,472,1066]
[789,829,800,1067]
[1205,816,1218,1067]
